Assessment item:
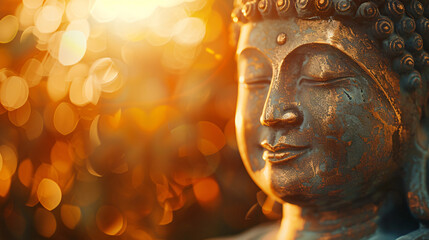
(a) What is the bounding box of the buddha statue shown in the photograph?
[231,0,429,239]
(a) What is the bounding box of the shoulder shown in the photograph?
[396,228,429,240]
[208,222,280,240]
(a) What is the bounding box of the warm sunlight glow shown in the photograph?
[34,207,57,238]
[0,15,19,44]
[37,178,62,211]
[23,0,43,9]
[173,17,206,46]
[96,205,125,236]
[35,5,63,34]
[59,30,87,66]
[0,0,233,238]
[21,58,43,87]
[0,145,17,181]
[1,76,29,110]
[61,204,81,229]
[89,0,195,23]
[89,57,121,93]
[18,158,33,187]
[53,102,79,135]
[8,101,31,127]
[50,141,73,173]
[193,178,220,207]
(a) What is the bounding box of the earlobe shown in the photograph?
[404,136,429,223]
[402,139,429,239]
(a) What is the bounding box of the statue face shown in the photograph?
[235,19,403,208]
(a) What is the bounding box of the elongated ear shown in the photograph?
[399,43,429,240]
[404,136,429,223]
[402,68,429,233]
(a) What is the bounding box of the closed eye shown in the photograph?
[299,76,355,87]
[241,77,271,87]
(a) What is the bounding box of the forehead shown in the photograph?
[237,19,366,65]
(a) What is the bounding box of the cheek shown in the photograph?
[236,86,268,140]
[300,86,397,183]
[349,103,398,186]
[238,87,266,124]
[236,86,268,171]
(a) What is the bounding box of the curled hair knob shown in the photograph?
[385,0,406,18]
[400,70,422,91]
[413,50,429,69]
[315,0,334,15]
[393,52,415,72]
[295,0,316,18]
[242,1,262,21]
[406,0,424,18]
[396,16,416,35]
[276,0,295,17]
[383,0,405,19]
[356,2,380,20]
[405,32,424,52]
[372,16,394,39]
[383,34,405,56]
[258,0,277,18]
[416,17,429,37]
[334,0,357,17]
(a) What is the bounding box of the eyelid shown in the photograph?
[241,76,271,85]
[299,76,355,86]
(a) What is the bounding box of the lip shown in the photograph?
[260,140,310,164]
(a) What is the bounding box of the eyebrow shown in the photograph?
[236,47,269,61]
[300,56,356,80]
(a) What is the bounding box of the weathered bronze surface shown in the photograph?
[232,0,429,239]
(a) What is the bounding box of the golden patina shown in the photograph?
[232,0,429,239]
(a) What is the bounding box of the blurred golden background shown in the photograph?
[0,0,278,239]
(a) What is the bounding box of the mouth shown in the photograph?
[260,140,310,164]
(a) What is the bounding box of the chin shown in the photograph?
[246,147,391,209]
[269,183,326,207]
[252,169,319,206]
[255,164,364,209]
[269,185,358,209]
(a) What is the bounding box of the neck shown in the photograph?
[277,201,381,240]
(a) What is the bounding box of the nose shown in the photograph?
[259,66,303,128]
[260,77,303,127]
[260,106,302,127]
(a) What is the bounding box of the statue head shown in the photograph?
[233,0,429,222]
